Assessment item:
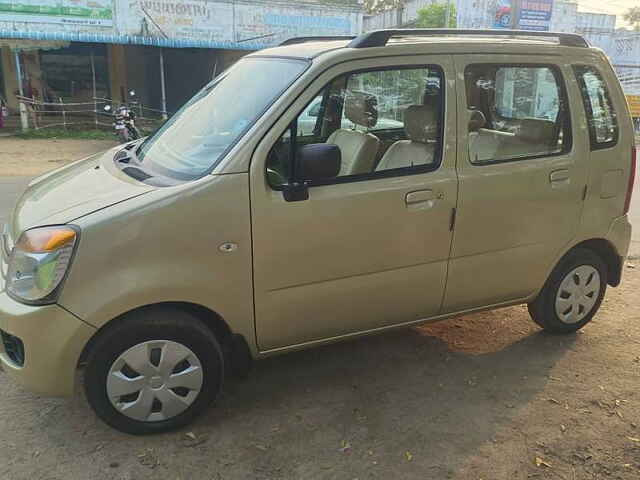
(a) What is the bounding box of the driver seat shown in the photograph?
[326,92,380,176]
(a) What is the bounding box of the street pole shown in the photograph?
[396,0,405,27]
[511,0,521,29]
[445,0,451,28]
[90,51,98,127]
[13,50,28,131]
[159,48,168,120]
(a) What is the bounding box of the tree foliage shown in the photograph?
[364,0,404,14]
[624,6,640,31]
[416,3,457,28]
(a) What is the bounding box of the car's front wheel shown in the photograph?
[84,307,224,434]
[528,248,607,333]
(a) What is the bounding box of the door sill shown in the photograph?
[257,296,532,357]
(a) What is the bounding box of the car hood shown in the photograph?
[9,147,155,238]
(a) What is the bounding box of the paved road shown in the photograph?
[0,177,30,227]
[0,170,639,255]
[629,160,640,257]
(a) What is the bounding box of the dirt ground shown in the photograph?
[0,265,637,480]
[0,138,117,176]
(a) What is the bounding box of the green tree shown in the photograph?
[623,6,640,31]
[416,3,457,28]
[365,0,404,14]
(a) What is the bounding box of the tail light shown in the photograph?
[624,145,637,215]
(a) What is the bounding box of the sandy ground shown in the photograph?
[0,138,117,176]
[0,267,638,480]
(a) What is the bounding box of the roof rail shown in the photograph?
[280,36,357,46]
[347,29,589,48]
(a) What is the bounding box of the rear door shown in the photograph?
[572,60,634,239]
[443,54,588,312]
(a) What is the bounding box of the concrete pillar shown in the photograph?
[14,51,29,130]
[1,47,19,111]
[218,49,248,71]
[159,48,167,119]
[107,44,127,103]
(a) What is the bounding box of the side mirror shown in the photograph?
[282,144,341,202]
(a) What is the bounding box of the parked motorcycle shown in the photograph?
[104,91,141,143]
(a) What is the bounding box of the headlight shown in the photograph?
[6,226,78,305]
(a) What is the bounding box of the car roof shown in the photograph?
[249,29,596,61]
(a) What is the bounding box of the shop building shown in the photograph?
[1,0,363,124]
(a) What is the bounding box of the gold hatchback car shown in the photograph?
[0,29,635,434]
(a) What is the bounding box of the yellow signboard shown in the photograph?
[627,95,640,117]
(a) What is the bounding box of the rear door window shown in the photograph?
[573,65,618,148]
[464,64,571,164]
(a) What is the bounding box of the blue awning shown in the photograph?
[0,29,268,50]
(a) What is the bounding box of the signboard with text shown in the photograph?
[0,0,113,26]
[0,0,361,49]
[517,0,553,31]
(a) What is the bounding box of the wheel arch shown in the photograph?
[564,238,623,287]
[78,301,240,367]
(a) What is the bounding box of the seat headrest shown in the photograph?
[468,110,486,132]
[344,91,378,129]
[404,105,439,144]
[517,118,556,144]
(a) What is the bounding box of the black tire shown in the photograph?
[528,248,607,333]
[84,307,224,435]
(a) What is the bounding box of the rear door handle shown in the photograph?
[549,169,570,188]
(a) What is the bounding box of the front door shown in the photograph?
[443,55,588,313]
[250,56,458,351]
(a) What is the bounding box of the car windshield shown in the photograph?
[136,57,308,181]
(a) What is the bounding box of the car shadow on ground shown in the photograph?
[10,309,578,479]
[191,313,577,478]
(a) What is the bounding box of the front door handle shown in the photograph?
[406,189,434,204]
[405,189,438,210]
[549,169,570,188]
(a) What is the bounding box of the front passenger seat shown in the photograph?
[375,105,439,171]
[326,92,381,176]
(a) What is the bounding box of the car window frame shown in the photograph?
[572,64,619,151]
[464,62,573,167]
[265,63,447,190]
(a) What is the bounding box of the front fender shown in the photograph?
[58,173,256,353]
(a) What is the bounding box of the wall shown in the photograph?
[0,0,363,50]
[584,32,640,96]
[456,0,495,30]
[576,12,616,34]
[549,1,577,32]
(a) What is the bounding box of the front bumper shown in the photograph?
[0,291,95,397]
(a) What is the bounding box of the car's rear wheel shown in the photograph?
[84,307,223,434]
[528,248,607,333]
